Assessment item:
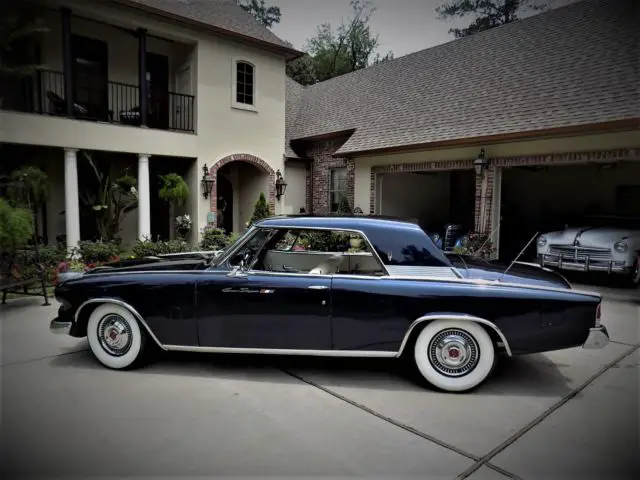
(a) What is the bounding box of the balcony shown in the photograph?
[0,69,195,133]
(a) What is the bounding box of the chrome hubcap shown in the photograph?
[428,329,479,377]
[97,314,133,357]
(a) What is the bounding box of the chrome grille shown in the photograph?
[548,245,612,261]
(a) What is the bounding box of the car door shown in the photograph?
[196,228,332,350]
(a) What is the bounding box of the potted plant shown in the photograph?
[158,173,190,239]
[175,214,192,239]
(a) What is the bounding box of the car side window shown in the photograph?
[255,228,385,276]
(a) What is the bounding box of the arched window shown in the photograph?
[235,61,254,105]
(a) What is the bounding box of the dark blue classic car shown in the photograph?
[50,216,609,393]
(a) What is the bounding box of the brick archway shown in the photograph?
[208,153,276,217]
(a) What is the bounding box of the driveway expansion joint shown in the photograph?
[454,343,640,479]
[279,368,520,479]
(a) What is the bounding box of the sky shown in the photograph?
[270,0,581,58]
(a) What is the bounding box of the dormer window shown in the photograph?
[235,60,254,106]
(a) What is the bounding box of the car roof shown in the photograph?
[254,215,423,231]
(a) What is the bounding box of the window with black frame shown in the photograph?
[236,61,254,105]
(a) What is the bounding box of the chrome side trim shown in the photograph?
[75,298,167,351]
[163,345,397,357]
[396,314,513,357]
[73,268,602,298]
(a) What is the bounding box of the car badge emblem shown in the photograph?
[387,252,393,262]
[574,239,580,246]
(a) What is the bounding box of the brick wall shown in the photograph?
[207,153,276,217]
[302,136,355,214]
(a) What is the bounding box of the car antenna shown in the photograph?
[498,231,539,282]
[475,223,501,256]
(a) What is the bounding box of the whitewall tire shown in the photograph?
[87,303,147,370]
[413,319,496,393]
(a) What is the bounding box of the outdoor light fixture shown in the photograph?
[275,169,287,200]
[473,149,488,177]
[200,164,214,200]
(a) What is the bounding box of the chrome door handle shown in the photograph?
[308,285,328,290]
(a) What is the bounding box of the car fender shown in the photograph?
[396,313,513,357]
[75,297,167,350]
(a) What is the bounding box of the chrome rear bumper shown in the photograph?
[582,326,609,350]
[50,319,72,335]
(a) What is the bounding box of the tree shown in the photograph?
[284,40,317,86]
[0,198,34,253]
[285,0,393,85]
[249,192,271,226]
[436,0,547,38]
[235,0,281,29]
[303,0,392,83]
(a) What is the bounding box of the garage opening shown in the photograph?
[498,161,640,262]
[376,170,476,241]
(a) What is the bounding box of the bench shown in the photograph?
[0,250,50,306]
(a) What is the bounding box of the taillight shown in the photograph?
[595,303,601,327]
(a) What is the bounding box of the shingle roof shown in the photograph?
[284,76,305,158]
[288,0,639,156]
[112,0,297,54]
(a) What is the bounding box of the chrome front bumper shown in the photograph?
[539,254,628,274]
[582,326,609,350]
[50,319,72,335]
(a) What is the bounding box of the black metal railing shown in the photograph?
[0,69,196,133]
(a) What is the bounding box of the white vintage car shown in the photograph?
[536,215,640,286]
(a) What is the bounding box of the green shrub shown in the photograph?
[200,227,235,251]
[76,240,121,264]
[452,232,494,259]
[38,244,68,267]
[0,198,34,251]
[159,173,190,206]
[131,239,190,258]
[248,192,271,226]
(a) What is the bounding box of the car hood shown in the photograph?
[446,254,571,289]
[72,256,208,279]
[544,227,636,247]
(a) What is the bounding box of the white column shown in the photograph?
[64,148,80,254]
[137,154,151,241]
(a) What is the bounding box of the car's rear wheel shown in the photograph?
[413,319,496,393]
[87,303,148,370]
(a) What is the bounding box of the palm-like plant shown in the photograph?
[79,152,138,242]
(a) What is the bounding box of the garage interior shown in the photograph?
[498,161,640,262]
[376,170,476,238]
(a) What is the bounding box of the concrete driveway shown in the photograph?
[0,296,638,479]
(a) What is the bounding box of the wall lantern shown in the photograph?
[200,164,214,200]
[473,149,488,177]
[275,169,287,200]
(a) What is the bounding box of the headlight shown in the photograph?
[537,235,547,247]
[613,241,628,253]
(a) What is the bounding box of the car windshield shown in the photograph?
[208,227,256,266]
[568,216,640,230]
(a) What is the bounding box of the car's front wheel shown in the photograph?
[413,319,496,393]
[87,303,148,370]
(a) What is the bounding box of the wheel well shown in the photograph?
[399,318,508,358]
[75,303,102,337]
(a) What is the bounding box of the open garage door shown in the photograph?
[498,160,640,262]
[376,170,475,242]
